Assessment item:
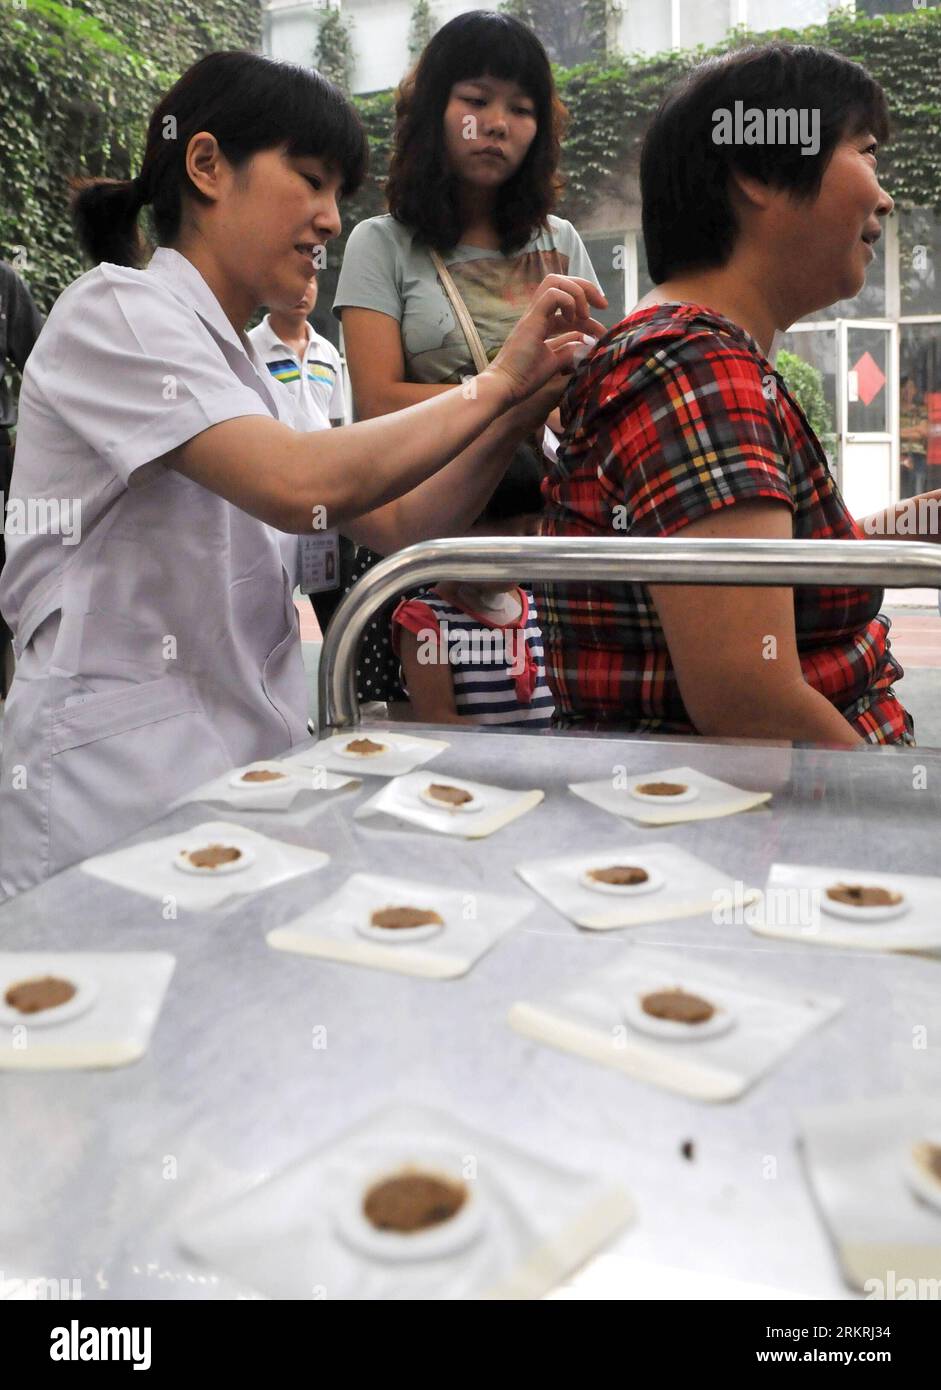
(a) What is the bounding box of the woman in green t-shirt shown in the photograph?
[333,9,601,705]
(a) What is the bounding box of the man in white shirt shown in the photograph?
[249,275,345,429]
[248,276,351,630]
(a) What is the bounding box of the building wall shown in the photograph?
[263,1,321,69]
[614,0,836,55]
[264,0,481,92]
[263,0,840,95]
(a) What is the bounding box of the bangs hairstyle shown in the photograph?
[386,11,566,255]
[71,51,368,268]
[641,43,889,285]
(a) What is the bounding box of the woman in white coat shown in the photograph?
[0,51,603,898]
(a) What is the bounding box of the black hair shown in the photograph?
[386,10,566,254]
[641,43,889,284]
[477,439,544,524]
[71,50,368,268]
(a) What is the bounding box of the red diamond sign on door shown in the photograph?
[851,350,886,407]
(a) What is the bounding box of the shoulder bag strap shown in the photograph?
[428,247,491,376]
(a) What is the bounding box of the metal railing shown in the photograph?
[318,536,941,729]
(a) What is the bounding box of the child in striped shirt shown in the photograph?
[391,443,555,728]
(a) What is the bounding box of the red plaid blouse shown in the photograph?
[538,302,914,745]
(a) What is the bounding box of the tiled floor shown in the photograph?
[880,608,941,746]
[883,611,941,669]
[883,587,941,609]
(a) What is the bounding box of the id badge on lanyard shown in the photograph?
[299,530,340,594]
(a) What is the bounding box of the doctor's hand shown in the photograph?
[485,275,606,405]
[501,355,578,435]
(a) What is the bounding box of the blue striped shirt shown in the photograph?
[392,587,555,728]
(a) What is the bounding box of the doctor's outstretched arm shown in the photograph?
[168,276,604,548]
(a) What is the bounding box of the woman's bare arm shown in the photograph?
[167,369,512,534]
[398,627,476,724]
[341,308,455,418]
[648,501,864,747]
[345,372,566,552]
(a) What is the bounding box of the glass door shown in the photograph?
[838,320,897,519]
[899,319,941,499]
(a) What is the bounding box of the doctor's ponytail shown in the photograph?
[69,51,367,270]
[70,176,149,268]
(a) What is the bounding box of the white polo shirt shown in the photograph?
[248,314,345,431]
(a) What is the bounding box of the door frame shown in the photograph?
[838,317,898,506]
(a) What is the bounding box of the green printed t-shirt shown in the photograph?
[332,213,601,386]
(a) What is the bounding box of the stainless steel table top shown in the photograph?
[1,727,938,1300]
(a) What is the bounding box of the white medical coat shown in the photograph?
[0,247,310,898]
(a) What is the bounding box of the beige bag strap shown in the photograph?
[429,247,490,375]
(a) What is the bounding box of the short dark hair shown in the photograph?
[641,43,889,284]
[478,439,544,524]
[386,11,566,255]
[71,51,368,268]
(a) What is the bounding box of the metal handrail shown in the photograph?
[318,536,941,729]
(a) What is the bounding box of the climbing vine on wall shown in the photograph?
[559,7,941,223]
[0,0,260,310]
[315,3,354,94]
[408,0,436,63]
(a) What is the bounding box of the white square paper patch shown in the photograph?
[286,731,449,779]
[516,842,760,931]
[181,1103,634,1299]
[748,862,941,952]
[267,872,534,978]
[570,765,771,826]
[354,771,543,839]
[0,952,175,1070]
[80,821,328,909]
[509,947,841,1102]
[173,761,358,813]
[799,1093,941,1292]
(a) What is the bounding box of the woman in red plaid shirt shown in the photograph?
[540,43,933,747]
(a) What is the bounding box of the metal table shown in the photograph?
[1,725,938,1299]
